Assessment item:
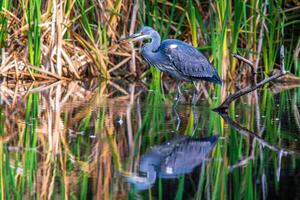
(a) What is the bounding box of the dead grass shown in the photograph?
[0,0,139,81]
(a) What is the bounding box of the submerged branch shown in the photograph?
[214,71,286,110]
[228,156,254,172]
[218,111,300,157]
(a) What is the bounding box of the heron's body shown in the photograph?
[140,135,218,177]
[142,39,222,84]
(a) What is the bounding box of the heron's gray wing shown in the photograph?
[159,136,218,177]
[161,40,215,79]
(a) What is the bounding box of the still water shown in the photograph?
[0,79,299,199]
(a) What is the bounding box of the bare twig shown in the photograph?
[1,48,5,67]
[228,155,254,172]
[291,89,300,131]
[26,65,70,80]
[108,80,129,95]
[108,57,131,73]
[232,53,254,72]
[280,45,286,73]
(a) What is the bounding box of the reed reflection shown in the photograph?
[0,79,299,199]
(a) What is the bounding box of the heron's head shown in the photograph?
[121,166,157,190]
[120,26,155,43]
[122,173,154,190]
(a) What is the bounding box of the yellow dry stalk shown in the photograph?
[106,0,122,40]
[72,31,110,79]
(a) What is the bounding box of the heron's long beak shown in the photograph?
[119,33,146,43]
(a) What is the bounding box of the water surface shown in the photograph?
[0,80,299,199]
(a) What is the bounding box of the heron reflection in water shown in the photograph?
[123,135,218,190]
[120,26,222,106]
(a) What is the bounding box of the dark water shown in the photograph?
[0,80,299,199]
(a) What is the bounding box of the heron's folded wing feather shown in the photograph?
[162,41,214,78]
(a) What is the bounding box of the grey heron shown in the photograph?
[120,26,222,106]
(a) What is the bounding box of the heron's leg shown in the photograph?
[173,82,182,108]
[191,105,199,136]
[172,105,181,131]
[171,82,182,132]
[191,81,199,106]
[191,81,200,135]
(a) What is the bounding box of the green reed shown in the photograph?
[0,0,298,78]
[230,0,244,74]
[0,0,10,48]
[262,2,282,74]
[0,1,300,199]
[145,0,297,78]
[136,67,167,146]
[4,2,43,198]
[15,93,39,199]
[75,0,95,43]
[26,0,41,66]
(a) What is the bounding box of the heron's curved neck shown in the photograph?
[146,166,157,185]
[143,30,161,52]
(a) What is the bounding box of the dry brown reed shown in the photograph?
[0,0,141,81]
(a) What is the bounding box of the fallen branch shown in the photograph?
[214,46,287,111]
[218,111,300,157]
[228,155,254,172]
[214,71,286,110]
